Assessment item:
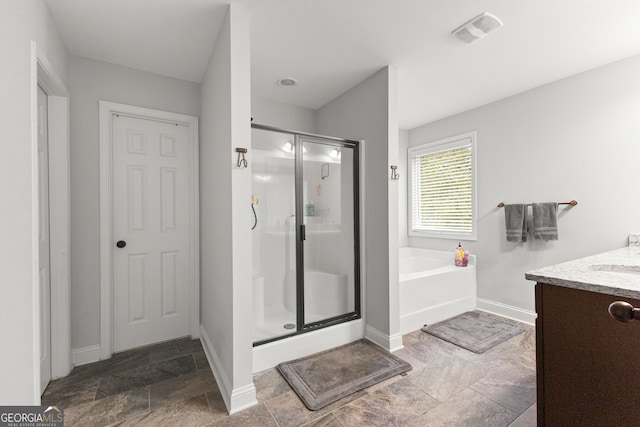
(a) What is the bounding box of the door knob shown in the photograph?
[116,240,126,248]
[608,301,640,323]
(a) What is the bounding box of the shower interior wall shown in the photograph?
[250,150,346,302]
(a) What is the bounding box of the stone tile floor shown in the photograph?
[43,321,536,426]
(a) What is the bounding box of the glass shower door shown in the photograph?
[251,125,360,345]
[251,128,298,343]
[299,136,359,327]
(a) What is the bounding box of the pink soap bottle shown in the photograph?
[454,242,464,266]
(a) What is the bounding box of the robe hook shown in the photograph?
[390,165,400,180]
[236,148,248,168]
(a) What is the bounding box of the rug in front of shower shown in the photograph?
[276,340,412,410]
[422,311,526,354]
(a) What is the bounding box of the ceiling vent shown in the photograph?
[452,13,503,43]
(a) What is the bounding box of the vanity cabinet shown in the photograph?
[535,283,640,426]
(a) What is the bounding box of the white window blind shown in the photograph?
[409,132,476,240]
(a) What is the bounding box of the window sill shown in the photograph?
[409,230,477,241]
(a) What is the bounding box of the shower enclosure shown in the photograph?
[251,124,360,345]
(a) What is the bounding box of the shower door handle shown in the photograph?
[300,225,306,241]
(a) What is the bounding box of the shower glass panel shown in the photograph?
[251,124,360,345]
[300,137,357,326]
[251,128,298,342]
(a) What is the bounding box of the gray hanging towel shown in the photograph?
[532,202,559,241]
[504,204,528,243]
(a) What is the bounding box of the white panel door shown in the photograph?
[38,86,51,394]
[112,115,190,352]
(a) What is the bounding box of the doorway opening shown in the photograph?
[99,102,200,358]
[33,42,71,398]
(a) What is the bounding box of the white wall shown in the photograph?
[67,56,200,351]
[251,97,316,133]
[398,130,409,248]
[407,54,640,318]
[317,66,402,350]
[0,0,68,404]
[199,4,256,414]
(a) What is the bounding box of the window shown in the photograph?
[408,131,476,240]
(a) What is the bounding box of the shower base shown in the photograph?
[252,306,325,343]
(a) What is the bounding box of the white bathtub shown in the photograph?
[399,247,477,334]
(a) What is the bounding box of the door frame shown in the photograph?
[99,101,200,359]
[31,42,72,394]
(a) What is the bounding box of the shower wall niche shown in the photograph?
[251,125,360,345]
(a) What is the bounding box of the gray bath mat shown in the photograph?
[277,340,412,410]
[422,311,525,354]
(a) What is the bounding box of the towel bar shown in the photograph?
[497,200,577,208]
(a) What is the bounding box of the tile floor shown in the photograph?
[43,320,537,426]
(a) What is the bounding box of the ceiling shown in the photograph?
[44,0,640,129]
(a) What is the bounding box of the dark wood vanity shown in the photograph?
[527,244,640,426]
[534,282,640,426]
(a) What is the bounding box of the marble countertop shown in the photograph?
[525,241,640,300]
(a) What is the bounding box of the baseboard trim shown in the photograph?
[199,326,233,411]
[199,325,257,414]
[364,325,403,352]
[228,383,259,415]
[72,345,100,367]
[476,298,536,325]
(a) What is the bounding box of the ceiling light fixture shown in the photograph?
[277,77,298,87]
[281,141,306,153]
[282,141,294,153]
[452,12,503,43]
